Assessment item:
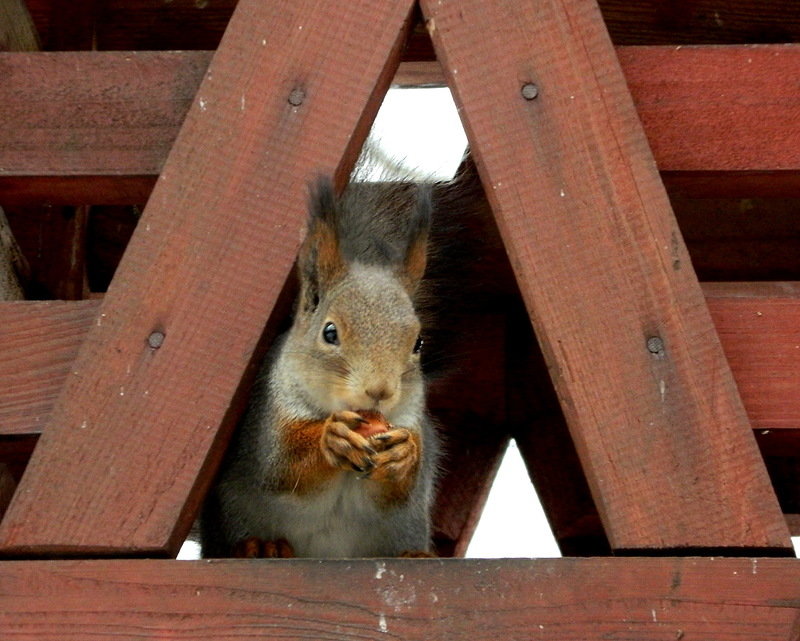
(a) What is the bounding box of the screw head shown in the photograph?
[288,88,306,106]
[148,331,165,349]
[521,83,539,100]
[646,336,665,355]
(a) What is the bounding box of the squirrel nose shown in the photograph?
[365,384,393,404]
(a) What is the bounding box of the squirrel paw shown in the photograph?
[232,537,295,558]
[321,411,378,473]
[362,427,419,483]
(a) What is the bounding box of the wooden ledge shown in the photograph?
[0,557,797,639]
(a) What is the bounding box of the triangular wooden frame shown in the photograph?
[0,0,791,561]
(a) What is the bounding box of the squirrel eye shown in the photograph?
[322,322,339,345]
[413,335,423,354]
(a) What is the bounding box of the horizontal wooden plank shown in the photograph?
[0,300,97,435]
[2,286,800,437]
[0,558,797,639]
[2,46,800,204]
[706,282,800,430]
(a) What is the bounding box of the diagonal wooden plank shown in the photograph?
[0,558,799,639]
[421,0,791,553]
[0,0,417,557]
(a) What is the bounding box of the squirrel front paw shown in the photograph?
[364,428,419,483]
[320,411,378,473]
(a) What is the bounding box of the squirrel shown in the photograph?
[200,174,443,558]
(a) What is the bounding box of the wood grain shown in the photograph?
[0,558,798,639]
[3,46,800,203]
[0,0,418,557]
[706,282,800,430]
[421,0,790,553]
[0,50,211,204]
[0,300,96,435]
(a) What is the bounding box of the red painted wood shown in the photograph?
[1,293,799,555]
[3,46,800,203]
[618,45,800,174]
[421,0,790,552]
[0,300,96,435]
[0,0,418,558]
[0,50,211,204]
[706,282,800,430]
[0,558,798,639]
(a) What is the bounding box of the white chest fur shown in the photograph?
[264,474,388,558]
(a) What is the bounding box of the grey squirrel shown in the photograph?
[200,174,444,558]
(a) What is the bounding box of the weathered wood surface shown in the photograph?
[421,0,790,553]
[2,46,800,204]
[0,299,97,434]
[0,0,418,558]
[0,50,210,204]
[706,282,800,431]
[0,558,798,639]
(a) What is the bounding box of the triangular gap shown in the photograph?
[466,440,560,558]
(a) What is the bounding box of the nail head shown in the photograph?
[521,83,539,100]
[646,336,665,355]
[148,331,165,349]
[288,88,306,106]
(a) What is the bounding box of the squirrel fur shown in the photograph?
[200,174,443,558]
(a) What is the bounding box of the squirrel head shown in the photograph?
[282,177,432,420]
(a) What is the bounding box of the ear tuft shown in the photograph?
[401,183,432,293]
[297,177,345,312]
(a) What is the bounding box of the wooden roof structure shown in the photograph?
[0,0,799,637]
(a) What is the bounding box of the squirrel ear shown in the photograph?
[298,177,345,312]
[401,184,432,294]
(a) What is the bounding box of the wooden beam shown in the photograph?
[599,0,800,46]
[0,50,210,204]
[421,0,791,553]
[0,558,798,639]
[3,46,800,204]
[0,0,418,558]
[706,282,800,431]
